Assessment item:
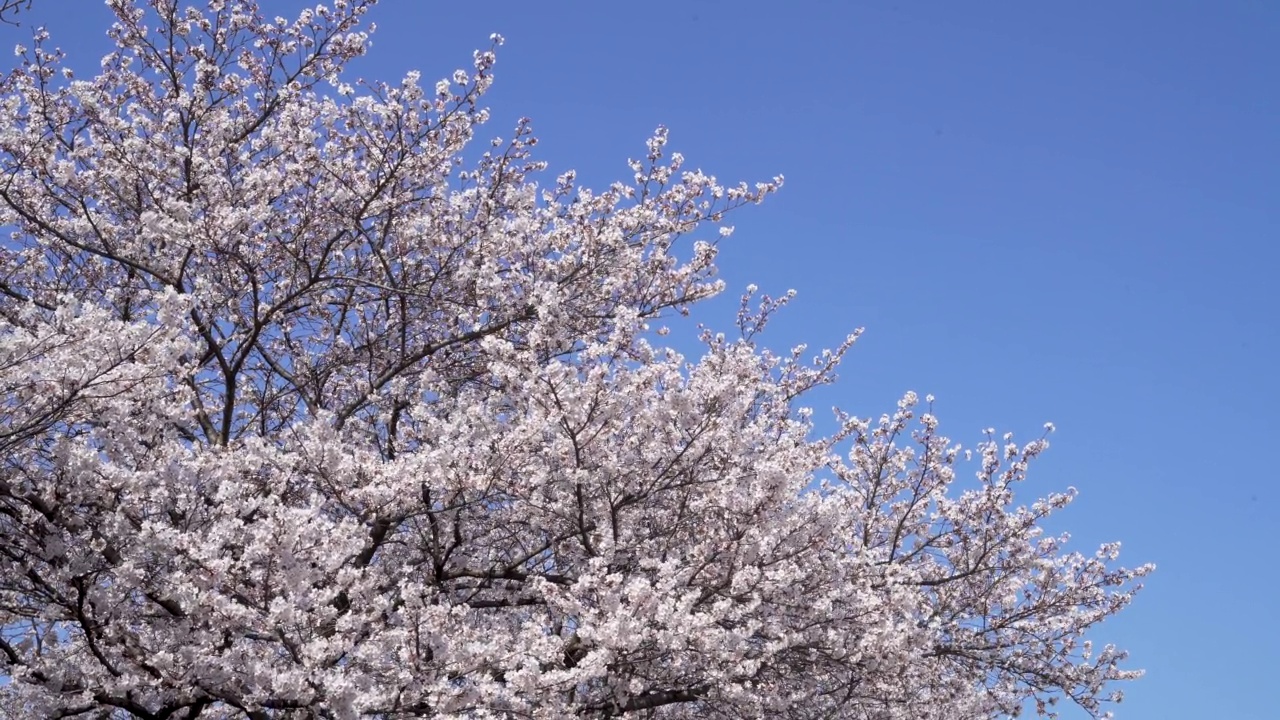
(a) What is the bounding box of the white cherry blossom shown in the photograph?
[0,2,1149,718]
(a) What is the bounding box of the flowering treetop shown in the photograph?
[0,1,1150,718]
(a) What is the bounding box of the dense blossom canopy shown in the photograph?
[0,1,1150,718]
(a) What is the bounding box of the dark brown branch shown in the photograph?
[0,0,32,26]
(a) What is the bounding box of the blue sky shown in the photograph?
[16,1,1279,717]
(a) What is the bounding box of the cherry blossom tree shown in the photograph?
[0,1,1151,718]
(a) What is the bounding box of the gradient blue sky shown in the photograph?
[17,1,1278,718]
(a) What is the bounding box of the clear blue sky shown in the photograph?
[17,1,1278,718]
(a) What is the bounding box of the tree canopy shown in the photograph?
[0,1,1150,718]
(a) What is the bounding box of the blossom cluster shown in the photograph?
[0,2,1149,718]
